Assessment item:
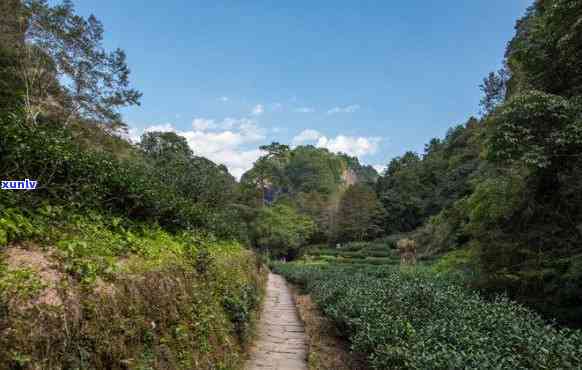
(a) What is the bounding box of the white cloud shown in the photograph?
[182,118,266,178]
[292,129,324,145]
[123,127,142,143]
[131,118,266,180]
[192,118,217,131]
[120,122,176,143]
[372,164,387,175]
[327,104,360,115]
[317,135,381,156]
[214,149,263,180]
[144,123,176,133]
[218,96,229,102]
[295,107,315,113]
[292,129,381,157]
[191,117,262,133]
[251,104,264,116]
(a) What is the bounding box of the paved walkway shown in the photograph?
[246,273,308,370]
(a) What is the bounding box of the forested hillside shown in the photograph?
[0,1,265,368]
[2,0,582,368]
[374,0,582,327]
[238,0,582,330]
[267,3,582,364]
[240,143,382,255]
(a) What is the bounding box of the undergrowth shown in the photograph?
[0,206,266,369]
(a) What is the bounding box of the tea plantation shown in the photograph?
[271,261,582,369]
[303,240,401,266]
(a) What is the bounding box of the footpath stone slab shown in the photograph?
[245,273,308,370]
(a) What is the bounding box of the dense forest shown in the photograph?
[241,0,582,328]
[381,0,582,326]
[1,0,582,369]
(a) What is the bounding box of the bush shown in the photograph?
[272,263,582,369]
[0,115,246,239]
[0,208,266,369]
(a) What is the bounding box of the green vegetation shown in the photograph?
[11,0,141,128]
[249,2,582,367]
[252,204,315,259]
[369,0,582,326]
[0,1,265,369]
[335,184,385,242]
[241,143,381,245]
[2,0,582,368]
[0,207,265,369]
[303,241,400,266]
[272,262,582,369]
[0,116,240,238]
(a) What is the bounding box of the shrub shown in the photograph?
[0,209,266,369]
[272,263,582,369]
[0,115,246,240]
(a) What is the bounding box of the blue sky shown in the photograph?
[72,0,532,178]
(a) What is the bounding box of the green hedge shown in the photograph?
[272,263,582,369]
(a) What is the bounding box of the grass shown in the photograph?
[0,206,267,369]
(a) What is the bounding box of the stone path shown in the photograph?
[246,272,308,370]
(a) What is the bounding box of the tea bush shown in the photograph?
[272,263,582,369]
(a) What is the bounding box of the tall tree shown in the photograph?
[376,152,425,233]
[260,142,290,160]
[462,0,582,325]
[295,191,334,242]
[140,131,236,207]
[0,0,25,112]
[335,184,385,242]
[13,0,141,127]
[286,146,343,195]
[140,131,193,160]
[479,68,510,115]
[506,0,582,98]
[252,204,315,259]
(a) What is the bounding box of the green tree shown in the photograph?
[335,184,385,242]
[252,204,315,259]
[140,131,236,207]
[140,131,193,160]
[14,0,141,127]
[376,152,425,233]
[0,0,25,113]
[259,142,290,160]
[295,191,333,242]
[462,0,582,325]
[479,68,510,115]
[506,0,582,98]
[376,118,483,236]
[485,91,582,171]
[286,146,343,195]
